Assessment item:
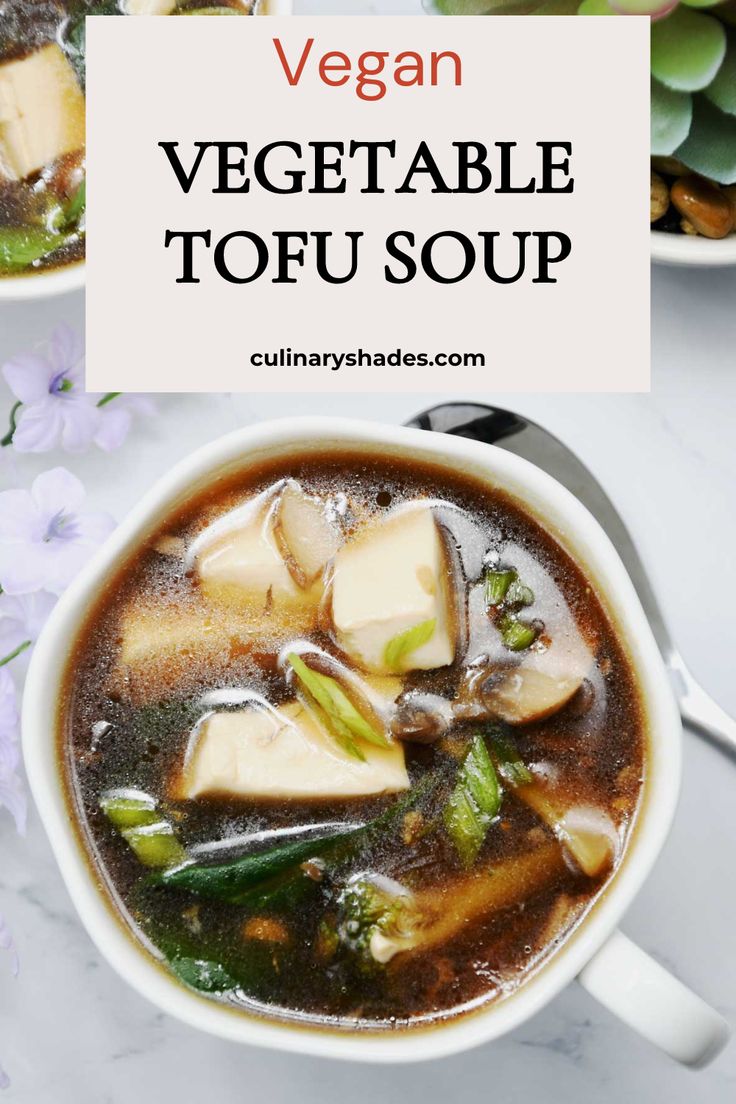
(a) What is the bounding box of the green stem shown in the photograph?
[97,392,121,408]
[0,640,31,668]
[1,401,22,448]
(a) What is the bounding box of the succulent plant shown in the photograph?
[432,0,736,184]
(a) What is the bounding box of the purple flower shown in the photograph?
[0,668,25,834]
[0,468,115,596]
[0,592,57,675]
[2,325,153,454]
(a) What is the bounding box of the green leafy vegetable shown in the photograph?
[150,782,429,906]
[484,568,517,606]
[444,735,501,867]
[0,228,71,272]
[288,653,388,758]
[489,732,533,787]
[168,956,238,993]
[383,619,436,672]
[63,180,86,228]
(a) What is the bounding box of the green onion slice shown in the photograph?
[489,732,533,787]
[383,618,436,672]
[498,614,538,652]
[444,734,502,867]
[484,568,517,606]
[288,653,389,759]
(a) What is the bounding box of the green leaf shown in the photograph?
[64,179,86,228]
[288,653,388,755]
[151,783,428,905]
[676,93,736,183]
[705,30,736,116]
[578,0,615,12]
[168,956,238,993]
[383,619,436,672]
[651,9,727,93]
[680,0,724,8]
[651,78,694,155]
[0,228,68,272]
[444,735,501,867]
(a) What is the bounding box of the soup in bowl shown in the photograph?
[0,0,289,298]
[22,418,727,1065]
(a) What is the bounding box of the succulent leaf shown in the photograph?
[578,0,615,12]
[651,77,694,153]
[680,0,725,8]
[675,94,736,183]
[610,0,677,13]
[651,9,727,92]
[705,29,736,115]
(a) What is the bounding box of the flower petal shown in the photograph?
[11,399,65,454]
[94,406,132,452]
[31,467,86,519]
[1,353,52,404]
[59,399,101,455]
[0,490,37,541]
[47,324,84,379]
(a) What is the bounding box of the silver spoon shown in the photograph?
[405,401,736,760]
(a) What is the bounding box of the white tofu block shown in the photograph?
[196,500,313,611]
[0,45,85,181]
[124,0,178,13]
[331,507,455,674]
[182,701,409,800]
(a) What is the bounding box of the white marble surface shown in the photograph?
[1,2,736,1100]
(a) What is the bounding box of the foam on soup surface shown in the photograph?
[59,453,645,1028]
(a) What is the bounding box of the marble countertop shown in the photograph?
[1,2,735,1099]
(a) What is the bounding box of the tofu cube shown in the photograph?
[196,499,316,613]
[331,507,455,674]
[181,701,410,800]
[124,0,178,12]
[0,45,85,181]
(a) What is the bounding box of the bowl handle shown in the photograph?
[578,929,730,1067]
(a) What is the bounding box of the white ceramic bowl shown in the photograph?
[651,228,736,268]
[22,418,730,1066]
[0,0,292,303]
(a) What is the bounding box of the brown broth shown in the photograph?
[59,452,645,1029]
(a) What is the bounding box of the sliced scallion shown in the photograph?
[444,734,501,867]
[505,580,534,608]
[384,618,436,672]
[121,822,188,870]
[288,653,389,759]
[484,568,517,606]
[489,732,533,787]
[498,614,538,652]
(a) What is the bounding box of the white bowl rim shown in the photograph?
[22,416,682,1064]
[651,227,736,268]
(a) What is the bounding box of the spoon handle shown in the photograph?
[668,652,736,760]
